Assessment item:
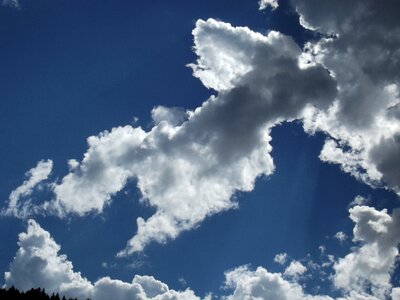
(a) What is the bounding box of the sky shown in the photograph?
[1,0,400,299]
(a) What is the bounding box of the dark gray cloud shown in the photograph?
[370,135,400,193]
[296,0,400,195]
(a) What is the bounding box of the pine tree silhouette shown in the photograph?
[0,286,90,300]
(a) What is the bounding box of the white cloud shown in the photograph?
[4,0,400,259]
[334,232,347,242]
[223,205,400,300]
[392,288,400,300]
[223,265,332,300]
[333,206,400,299]
[284,261,307,279]
[2,160,53,219]
[5,206,400,299]
[3,2,400,300]
[151,106,188,126]
[296,0,400,195]
[258,0,278,11]
[5,219,92,300]
[349,195,369,207]
[4,219,200,300]
[18,17,333,256]
[274,252,288,265]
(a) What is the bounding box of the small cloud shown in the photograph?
[68,159,79,171]
[1,0,20,8]
[273,252,288,265]
[126,259,146,270]
[334,231,348,242]
[2,159,53,219]
[178,277,187,287]
[101,262,116,269]
[131,116,139,125]
[284,261,307,278]
[258,0,278,10]
[349,195,369,207]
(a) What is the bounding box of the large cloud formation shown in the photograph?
[5,204,400,299]
[297,0,400,194]
[3,0,400,256]
[6,18,335,255]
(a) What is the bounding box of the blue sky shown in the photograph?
[1,0,400,299]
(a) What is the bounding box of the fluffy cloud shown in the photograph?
[223,205,400,300]
[392,288,400,300]
[4,0,400,257]
[333,206,400,299]
[258,0,278,11]
[284,261,307,279]
[274,253,288,265]
[4,219,199,300]
[2,160,53,218]
[5,219,93,299]
[223,265,332,300]
[151,106,187,127]
[22,18,333,256]
[334,232,347,242]
[296,0,400,195]
[5,205,400,299]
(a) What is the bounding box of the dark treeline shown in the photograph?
[0,286,90,300]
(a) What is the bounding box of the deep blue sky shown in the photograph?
[0,0,399,298]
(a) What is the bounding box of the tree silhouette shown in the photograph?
[0,286,90,300]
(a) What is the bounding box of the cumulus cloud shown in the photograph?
[4,220,199,300]
[333,206,400,299]
[296,0,400,195]
[151,106,188,127]
[2,160,53,218]
[5,205,400,299]
[258,0,278,11]
[16,17,333,256]
[274,252,288,265]
[4,236,333,300]
[4,0,400,258]
[392,288,400,300]
[223,205,400,300]
[334,232,347,243]
[223,265,332,300]
[284,261,307,279]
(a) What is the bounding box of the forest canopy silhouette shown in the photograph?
[0,286,90,300]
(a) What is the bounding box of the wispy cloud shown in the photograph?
[2,160,53,218]
[1,0,20,8]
